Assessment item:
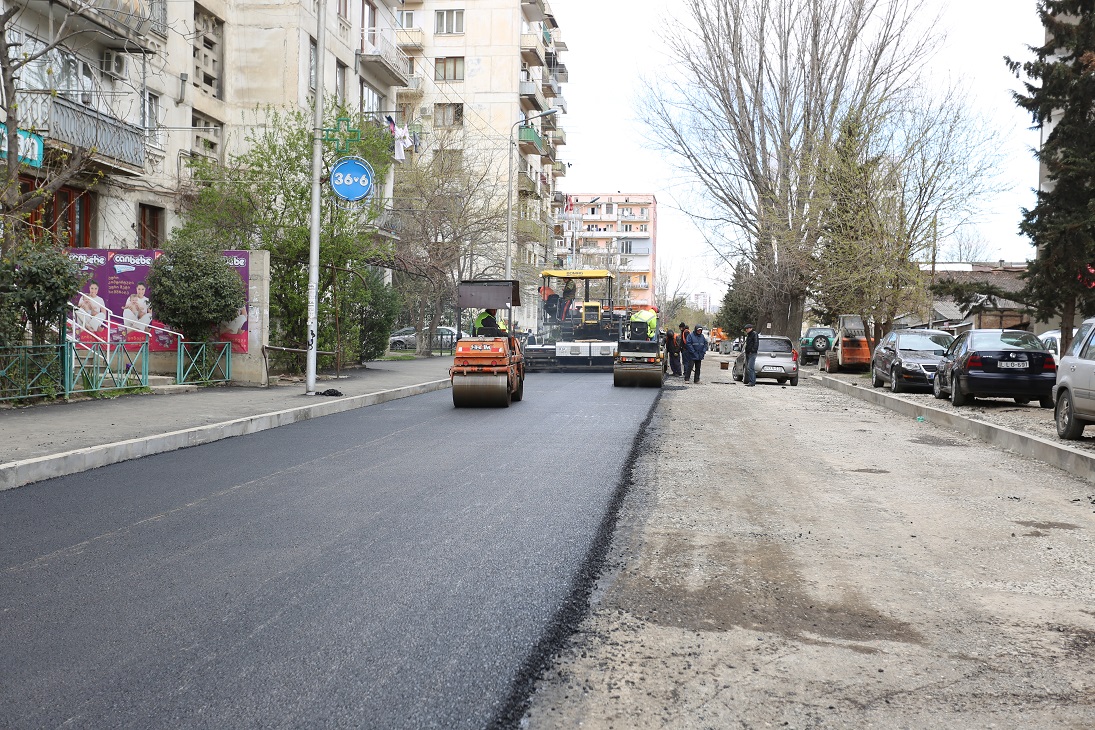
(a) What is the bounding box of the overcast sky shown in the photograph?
[547,0,1045,300]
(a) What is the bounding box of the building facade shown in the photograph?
[4,0,408,250]
[558,193,657,307]
[391,0,568,323]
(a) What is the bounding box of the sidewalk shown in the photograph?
[0,357,453,491]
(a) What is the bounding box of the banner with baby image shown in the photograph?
[66,249,250,353]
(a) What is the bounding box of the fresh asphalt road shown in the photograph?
[0,373,659,729]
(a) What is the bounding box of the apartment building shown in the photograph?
[4,0,408,250]
[559,193,657,307]
[391,0,569,321]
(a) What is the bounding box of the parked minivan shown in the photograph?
[1053,319,1095,439]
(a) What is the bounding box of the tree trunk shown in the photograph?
[1060,295,1076,357]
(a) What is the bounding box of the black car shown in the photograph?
[933,329,1056,408]
[871,329,954,393]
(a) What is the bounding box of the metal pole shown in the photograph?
[305,0,327,395]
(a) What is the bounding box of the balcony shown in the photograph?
[517,125,546,155]
[541,73,561,98]
[541,144,556,163]
[24,0,155,51]
[626,280,650,289]
[520,32,546,67]
[521,0,547,21]
[516,218,546,241]
[517,170,539,196]
[552,63,569,84]
[358,29,410,87]
[395,27,424,49]
[540,109,558,131]
[552,95,568,114]
[519,80,547,112]
[548,129,566,146]
[16,91,145,173]
[552,29,569,52]
[397,73,424,99]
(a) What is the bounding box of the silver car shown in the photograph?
[732,335,799,385]
[1053,319,1095,439]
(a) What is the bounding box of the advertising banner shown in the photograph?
[66,249,250,353]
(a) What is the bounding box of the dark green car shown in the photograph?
[798,327,837,365]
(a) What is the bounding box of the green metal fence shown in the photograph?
[177,341,231,384]
[0,340,149,402]
[0,344,66,401]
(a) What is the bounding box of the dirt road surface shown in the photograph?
[521,371,1095,729]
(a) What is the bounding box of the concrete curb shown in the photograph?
[817,374,1095,483]
[0,379,452,492]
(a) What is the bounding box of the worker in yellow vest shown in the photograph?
[630,305,658,340]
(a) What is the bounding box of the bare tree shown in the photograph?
[655,262,691,327]
[941,229,993,263]
[814,89,1002,349]
[393,131,508,355]
[645,0,938,339]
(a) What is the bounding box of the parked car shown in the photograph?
[1039,328,1078,357]
[870,329,954,393]
[388,326,416,350]
[932,329,1056,408]
[1052,319,1095,439]
[798,326,837,365]
[732,334,799,385]
[388,326,469,351]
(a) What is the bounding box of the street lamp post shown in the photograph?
[505,108,558,280]
[305,0,327,395]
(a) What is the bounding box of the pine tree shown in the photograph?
[1007,1,1095,353]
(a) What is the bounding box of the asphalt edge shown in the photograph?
[0,379,452,492]
[817,374,1095,483]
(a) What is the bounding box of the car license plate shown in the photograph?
[998,361,1028,369]
[762,366,781,372]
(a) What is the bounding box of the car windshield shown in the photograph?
[971,331,1044,351]
[897,333,953,353]
[759,338,793,353]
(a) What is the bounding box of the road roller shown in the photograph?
[451,280,526,408]
[613,320,665,388]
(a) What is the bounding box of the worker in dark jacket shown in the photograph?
[679,323,692,379]
[743,323,759,386]
[665,328,682,376]
[684,325,708,383]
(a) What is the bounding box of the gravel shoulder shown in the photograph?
[520,361,1095,729]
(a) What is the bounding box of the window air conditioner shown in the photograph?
[100,50,126,79]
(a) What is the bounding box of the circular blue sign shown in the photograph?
[329,156,375,201]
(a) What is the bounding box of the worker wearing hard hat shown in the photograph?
[630,305,659,340]
[473,308,508,336]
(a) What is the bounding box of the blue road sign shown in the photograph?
[329,156,375,201]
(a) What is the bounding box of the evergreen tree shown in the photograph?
[1007,1,1095,353]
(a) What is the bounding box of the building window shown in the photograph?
[396,10,414,28]
[639,224,648,232]
[144,92,161,147]
[335,61,347,104]
[309,39,317,90]
[588,206,598,215]
[192,111,223,160]
[434,103,463,127]
[336,0,349,20]
[434,57,464,81]
[360,80,382,114]
[138,204,164,249]
[622,223,632,232]
[605,203,613,214]
[193,7,223,99]
[435,9,464,34]
[21,178,94,247]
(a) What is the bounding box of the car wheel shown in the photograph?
[789,376,799,386]
[950,373,969,406]
[733,368,743,382]
[391,341,406,350]
[889,366,904,394]
[1039,395,1054,409]
[826,352,839,373]
[777,377,787,384]
[1014,397,1030,405]
[872,365,884,388]
[932,372,945,399]
[812,335,830,352]
[512,373,524,402]
[1056,390,1086,439]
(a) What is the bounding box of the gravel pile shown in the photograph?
[812,368,1095,453]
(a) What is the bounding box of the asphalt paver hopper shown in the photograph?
[613,320,665,388]
[451,280,525,407]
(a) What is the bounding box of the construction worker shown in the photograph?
[630,305,658,340]
[473,308,507,336]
